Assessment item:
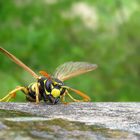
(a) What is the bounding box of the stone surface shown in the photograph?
[0,102,140,140]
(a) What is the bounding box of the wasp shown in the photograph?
[0,47,97,104]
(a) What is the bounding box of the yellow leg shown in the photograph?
[68,88,90,102]
[61,94,66,102]
[0,86,28,102]
[65,90,81,102]
[62,86,90,102]
[34,83,39,104]
[60,93,68,104]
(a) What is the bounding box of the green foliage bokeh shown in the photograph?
[0,0,139,101]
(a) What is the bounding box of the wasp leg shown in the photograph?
[62,86,91,102]
[0,86,28,102]
[65,90,81,102]
[67,93,80,102]
[61,94,66,102]
[60,93,69,105]
[34,83,40,104]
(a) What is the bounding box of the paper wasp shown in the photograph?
[0,47,97,104]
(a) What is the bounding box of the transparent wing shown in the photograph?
[54,62,97,81]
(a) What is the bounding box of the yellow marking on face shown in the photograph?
[51,89,60,98]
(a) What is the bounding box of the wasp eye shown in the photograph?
[45,80,52,92]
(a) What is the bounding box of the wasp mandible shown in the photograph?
[0,47,97,104]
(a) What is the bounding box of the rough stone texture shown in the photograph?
[0,102,140,135]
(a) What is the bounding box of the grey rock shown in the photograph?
[0,102,140,140]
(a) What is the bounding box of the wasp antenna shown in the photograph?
[0,47,39,79]
[68,87,91,101]
[61,85,90,101]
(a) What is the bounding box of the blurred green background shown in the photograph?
[0,0,139,102]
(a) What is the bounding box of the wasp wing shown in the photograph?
[54,62,97,81]
[0,47,39,79]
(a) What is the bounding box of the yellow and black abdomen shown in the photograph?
[25,77,48,102]
[26,83,42,102]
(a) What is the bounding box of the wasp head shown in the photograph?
[45,78,66,104]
